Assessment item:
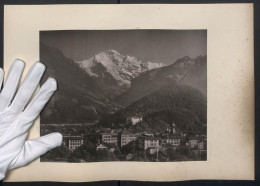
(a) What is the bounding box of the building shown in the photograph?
[198,141,207,150]
[121,140,136,154]
[187,135,207,150]
[99,132,118,144]
[171,123,177,134]
[127,116,142,125]
[96,143,116,152]
[161,134,181,147]
[140,131,154,137]
[96,143,108,151]
[62,134,84,152]
[190,139,207,157]
[146,147,158,155]
[136,136,160,150]
[120,131,142,147]
[165,123,177,134]
[189,138,198,149]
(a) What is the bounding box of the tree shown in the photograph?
[41,145,70,161]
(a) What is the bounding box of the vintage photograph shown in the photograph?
[40,30,207,162]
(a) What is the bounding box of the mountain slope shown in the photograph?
[115,55,206,107]
[40,44,120,124]
[98,84,207,135]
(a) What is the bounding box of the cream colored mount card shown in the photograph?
[3,4,254,182]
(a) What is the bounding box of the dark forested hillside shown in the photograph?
[99,84,207,135]
[40,44,121,124]
[115,56,206,107]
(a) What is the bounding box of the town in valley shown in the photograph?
[41,116,207,162]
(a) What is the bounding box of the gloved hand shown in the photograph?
[0,59,62,180]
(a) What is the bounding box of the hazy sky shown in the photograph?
[40,30,206,65]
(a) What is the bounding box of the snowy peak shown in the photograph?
[76,50,166,88]
[142,61,166,70]
[108,49,121,55]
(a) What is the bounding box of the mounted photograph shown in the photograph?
[40,30,207,162]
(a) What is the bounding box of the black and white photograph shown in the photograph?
[40,30,207,162]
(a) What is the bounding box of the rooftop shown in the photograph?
[138,136,160,140]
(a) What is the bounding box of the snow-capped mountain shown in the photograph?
[76,50,166,88]
[115,55,207,106]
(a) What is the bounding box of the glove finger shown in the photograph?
[0,59,24,112]
[8,132,63,170]
[20,77,57,126]
[9,62,45,113]
[0,68,3,90]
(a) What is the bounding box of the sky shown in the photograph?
[40,30,206,65]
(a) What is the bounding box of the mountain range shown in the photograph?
[40,44,207,135]
[115,55,207,106]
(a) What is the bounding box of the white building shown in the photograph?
[161,134,181,147]
[187,135,206,150]
[127,116,142,125]
[137,136,160,150]
[63,134,84,152]
[100,132,118,144]
[96,143,116,152]
[120,132,142,147]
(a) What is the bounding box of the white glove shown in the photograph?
[0,59,62,180]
